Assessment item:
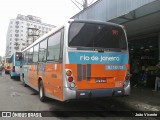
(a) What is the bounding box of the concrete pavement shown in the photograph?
[115,86,160,111]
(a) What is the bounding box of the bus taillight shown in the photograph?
[68,77,73,82]
[66,69,76,89]
[125,75,129,80]
[66,70,72,76]
[125,70,130,81]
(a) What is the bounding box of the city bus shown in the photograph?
[10,52,22,78]
[4,56,11,74]
[20,19,130,102]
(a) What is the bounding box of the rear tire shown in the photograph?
[39,80,46,102]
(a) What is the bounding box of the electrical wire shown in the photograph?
[71,0,82,10]
[88,0,95,6]
[71,0,96,10]
[75,0,83,5]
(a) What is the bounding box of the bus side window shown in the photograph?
[22,52,25,64]
[39,39,47,62]
[28,47,33,64]
[33,44,39,63]
[47,31,61,61]
[25,50,29,65]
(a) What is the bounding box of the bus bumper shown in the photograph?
[64,87,127,101]
[75,88,125,99]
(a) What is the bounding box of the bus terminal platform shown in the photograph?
[115,85,160,111]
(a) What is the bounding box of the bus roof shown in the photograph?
[22,19,124,52]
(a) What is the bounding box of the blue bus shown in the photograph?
[9,52,22,78]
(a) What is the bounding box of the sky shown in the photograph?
[0,0,97,57]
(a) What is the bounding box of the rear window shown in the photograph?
[69,22,127,50]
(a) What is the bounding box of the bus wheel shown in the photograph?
[39,80,46,102]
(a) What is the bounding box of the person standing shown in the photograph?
[152,62,160,91]
[132,59,140,87]
[0,63,4,77]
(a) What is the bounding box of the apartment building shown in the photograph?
[6,14,55,56]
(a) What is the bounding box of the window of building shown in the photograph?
[39,39,47,62]
[15,21,19,24]
[15,34,19,37]
[15,30,19,33]
[22,43,25,46]
[15,26,19,28]
[15,38,19,41]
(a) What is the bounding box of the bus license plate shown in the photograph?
[95,79,106,83]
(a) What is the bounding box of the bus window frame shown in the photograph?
[33,43,40,63]
[22,27,64,65]
[68,21,127,51]
[28,47,34,64]
[46,28,64,63]
[39,38,48,63]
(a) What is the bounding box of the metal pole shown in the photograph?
[83,0,88,9]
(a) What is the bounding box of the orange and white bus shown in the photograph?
[20,19,130,102]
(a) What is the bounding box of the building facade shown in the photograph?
[6,14,55,56]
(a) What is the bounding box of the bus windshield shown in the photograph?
[68,22,127,50]
[15,52,22,61]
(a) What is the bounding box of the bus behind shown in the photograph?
[21,20,130,102]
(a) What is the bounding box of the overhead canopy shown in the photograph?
[109,0,160,39]
[72,0,160,39]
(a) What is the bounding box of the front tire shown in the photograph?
[39,80,46,102]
